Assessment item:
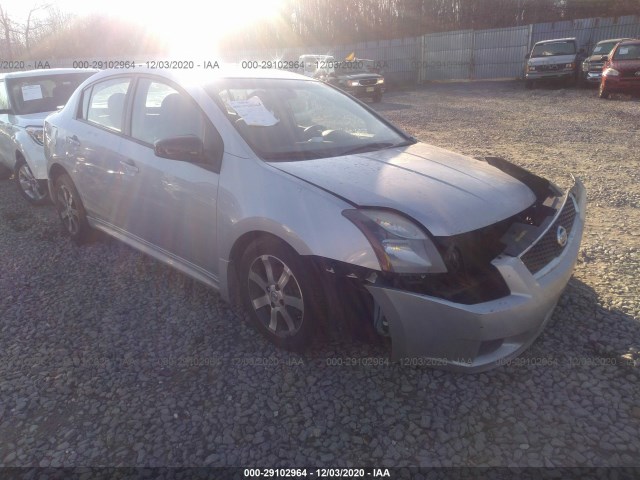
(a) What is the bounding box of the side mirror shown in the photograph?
[578,48,585,54]
[154,135,204,163]
[600,55,609,61]
[525,53,530,59]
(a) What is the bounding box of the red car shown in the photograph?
[599,39,640,99]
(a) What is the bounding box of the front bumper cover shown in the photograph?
[343,84,383,98]
[585,71,603,83]
[366,176,586,372]
[526,71,574,81]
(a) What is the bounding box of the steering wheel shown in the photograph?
[322,129,354,142]
[303,124,326,138]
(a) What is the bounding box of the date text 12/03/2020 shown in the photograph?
[243,468,391,477]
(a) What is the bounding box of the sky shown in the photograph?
[2,0,286,53]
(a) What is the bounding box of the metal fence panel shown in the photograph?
[531,15,640,53]
[421,30,474,80]
[473,26,530,79]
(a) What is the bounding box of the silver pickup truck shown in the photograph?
[525,38,586,88]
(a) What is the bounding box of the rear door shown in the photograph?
[70,76,132,222]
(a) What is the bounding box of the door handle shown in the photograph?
[66,135,80,146]
[119,159,139,175]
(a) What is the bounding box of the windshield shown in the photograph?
[613,44,640,60]
[207,78,410,161]
[336,60,377,76]
[531,41,576,57]
[592,41,619,55]
[6,72,94,115]
[302,56,335,76]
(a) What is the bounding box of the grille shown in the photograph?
[359,78,378,86]
[538,64,561,71]
[588,62,604,72]
[520,196,577,275]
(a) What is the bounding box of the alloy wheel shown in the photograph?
[57,184,80,235]
[247,254,304,338]
[18,163,47,201]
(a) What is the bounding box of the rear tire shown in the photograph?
[54,173,92,245]
[239,237,322,351]
[15,157,49,205]
[525,80,534,90]
[372,92,382,103]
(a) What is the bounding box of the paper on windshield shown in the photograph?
[21,84,43,101]
[229,96,279,126]
[619,47,629,55]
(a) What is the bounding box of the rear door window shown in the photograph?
[0,81,8,110]
[84,78,131,132]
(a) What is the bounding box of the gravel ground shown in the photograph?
[0,81,639,469]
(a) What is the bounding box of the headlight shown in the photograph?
[343,208,447,273]
[602,68,620,77]
[26,126,44,146]
[581,61,589,72]
[527,65,536,72]
[564,63,575,69]
[348,80,360,87]
[376,78,385,84]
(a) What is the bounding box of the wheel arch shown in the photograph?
[15,150,40,175]
[47,163,70,198]
[225,230,306,305]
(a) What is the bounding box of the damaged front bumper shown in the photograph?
[366,177,586,372]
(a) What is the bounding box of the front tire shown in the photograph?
[525,80,534,90]
[15,157,49,205]
[239,237,320,351]
[54,173,92,244]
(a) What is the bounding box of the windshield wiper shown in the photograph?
[340,139,415,156]
[262,150,325,161]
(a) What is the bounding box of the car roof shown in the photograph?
[0,68,98,80]
[86,66,316,85]
[535,38,577,45]
[617,39,640,46]
[596,38,633,44]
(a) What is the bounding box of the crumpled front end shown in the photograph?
[366,176,586,372]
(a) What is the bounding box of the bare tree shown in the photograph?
[0,5,16,59]
[23,3,55,53]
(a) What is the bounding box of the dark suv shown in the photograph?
[328,61,384,103]
[581,38,632,86]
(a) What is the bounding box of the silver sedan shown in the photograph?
[44,68,585,371]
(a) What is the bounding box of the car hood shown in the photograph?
[612,59,640,71]
[528,54,576,66]
[586,54,607,63]
[337,73,383,80]
[272,143,537,236]
[9,111,52,127]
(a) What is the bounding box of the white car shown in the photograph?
[0,68,97,204]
